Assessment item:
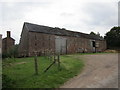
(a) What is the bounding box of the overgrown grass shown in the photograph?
[2,55,84,88]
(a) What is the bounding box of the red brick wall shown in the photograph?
[97,40,107,52]
[18,25,29,56]
[2,37,15,53]
[28,32,55,56]
[59,36,106,53]
[19,31,107,57]
[28,32,107,56]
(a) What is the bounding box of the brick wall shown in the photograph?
[28,32,55,56]
[19,31,107,57]
[28,32,106,56]
[2,37,15,53]
[2,31,15,54]
[18,25,29,57]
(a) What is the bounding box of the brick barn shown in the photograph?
[18,22,106,57]
[2,31,15,54]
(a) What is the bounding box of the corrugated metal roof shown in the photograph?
[24,22,104,40]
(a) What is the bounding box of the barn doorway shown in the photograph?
[91,40,96,52]
[55,36,67,54]
[92,41,96,47]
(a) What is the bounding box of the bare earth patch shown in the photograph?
[15,62,27,65]
[3,61,27,67]
[61,53,118,88]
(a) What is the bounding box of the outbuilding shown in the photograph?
[18,22,106,57]
[2,31,15,54]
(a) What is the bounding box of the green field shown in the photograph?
[3,55,84,88]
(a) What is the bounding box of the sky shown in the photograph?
[0,0,119,44]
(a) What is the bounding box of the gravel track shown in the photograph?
[61,53,118,88]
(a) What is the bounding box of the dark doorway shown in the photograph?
[92,41,96,47]
[92,41,96,52]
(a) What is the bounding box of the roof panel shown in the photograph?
[24,22,104,40]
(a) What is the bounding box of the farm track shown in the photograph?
[61,53,118,88]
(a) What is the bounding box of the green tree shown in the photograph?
[90,32,96,35]
[90,31,101,36]
[2,44,19,58]
[104,27,120,48]
[9,44,19,58]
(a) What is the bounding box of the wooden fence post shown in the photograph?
[34,54,38,75]
[58,55,61,70]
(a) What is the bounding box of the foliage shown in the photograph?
[2,74,15,88]
[96,32,100,36]
[90,31,96,35]
[2,55,84,88]
[2,44,19,59]
[104,27,120,48]
[90,31,102,37]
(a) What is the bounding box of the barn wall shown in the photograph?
[96,40,107,52]
[55,36,107,54]
[18,25,29,57]
[19,31,107,57]
[28,32,55,56]
[65,36,95,53]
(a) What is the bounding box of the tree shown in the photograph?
[97,32,100,36]
[2,44,19,59]
[90,31,101,36]
[90,32,96,35]
[10,44,19,58]
[104,27,120,48]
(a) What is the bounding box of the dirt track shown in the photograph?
[61,53,118,88]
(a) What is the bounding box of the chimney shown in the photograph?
[7,31,11,37]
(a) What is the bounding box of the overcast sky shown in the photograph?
[0,0,119,44]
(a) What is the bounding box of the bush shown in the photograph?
[2,44,19,59]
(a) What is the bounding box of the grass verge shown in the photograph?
[2,55,84,88]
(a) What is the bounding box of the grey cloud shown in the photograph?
[0,1,118,44]
[82,2,117,27]
[1,2,52,22]
[60,12,74,17]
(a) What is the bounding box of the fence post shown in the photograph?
[34,53,38,75]
[58,54,61,70]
